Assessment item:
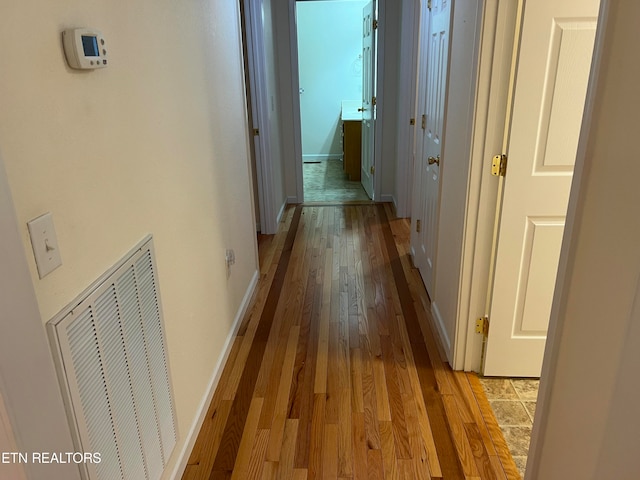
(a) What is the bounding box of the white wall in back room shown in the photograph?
[296,0,367,161]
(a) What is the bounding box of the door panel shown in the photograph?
[360,1,375,199]
[410,0,430,275]
[483,0,599,376]
[412,0,450,297]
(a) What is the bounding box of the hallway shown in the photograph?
[183,204,520,479]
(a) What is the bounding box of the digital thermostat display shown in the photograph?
[62,28,107,70]
[81,35,100,57]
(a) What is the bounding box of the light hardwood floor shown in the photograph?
[183,204,520,480]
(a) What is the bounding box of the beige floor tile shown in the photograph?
[510,379,540,401]
[512,456,528,478]
[479,378,518,400]
[523,401,537,422]
[489,400,531,426]
[303,159,370,202]
[499,426,532,457]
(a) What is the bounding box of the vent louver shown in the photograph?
[48,236,176,480]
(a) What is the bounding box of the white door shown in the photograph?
[483,0,600,376]
[410,0,431,275]
[360,1,376,199]
[411,0,450,297]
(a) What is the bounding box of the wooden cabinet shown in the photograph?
[342,120,361,181]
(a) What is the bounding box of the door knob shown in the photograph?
[428,155,440,166]
[358,107,367,112]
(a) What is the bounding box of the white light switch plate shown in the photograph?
[27,212,62,278]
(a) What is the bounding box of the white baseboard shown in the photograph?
[169,269,260,479]
[302,154,342,162]
[276,199,286,224]
[431,301,453,364]
[287,196,299,204]
[379,194,395,206]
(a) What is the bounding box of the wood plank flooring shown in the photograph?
[183,204,520,480]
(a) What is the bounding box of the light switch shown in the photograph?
[27,212,62,278]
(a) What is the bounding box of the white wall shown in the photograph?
[0,391,27,480]
[297,0,367,160]
[0,0,258,477]
[0,156,80,479]
[529,1,640,477]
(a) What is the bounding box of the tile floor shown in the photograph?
[480,378,540,478]
[303,159,370,202]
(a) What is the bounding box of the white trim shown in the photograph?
[287,196,298,205]
[171,269,260,479]
[302,154,343,162]
[244,0,278,234]
[431,301,452,363]
[289,0,305,204]
[372,0,385,202]
[379,193,395,206]
[453,0,521,372]
[439,0,486,369]
[276,199,287,225]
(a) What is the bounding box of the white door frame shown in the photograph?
[0,153,81,480]
[243,0,278,234]
[406,0,502,369]
[447,0,523,371]
[394,0,421,217]
[288,0,386,202]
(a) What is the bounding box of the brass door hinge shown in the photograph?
[373,19,378,30]
[252,128,260,136]
[428,0,432,11]
[491,154,507,177]
[370,165,375,175]
[421,114,426,130]
[410,118,416,126]
[416,219,422,233]
[476,316,489,337]
[372,96,377,106]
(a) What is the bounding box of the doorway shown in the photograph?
[407,0,600,376]
[409,0,600,471]
[295,0,372,202]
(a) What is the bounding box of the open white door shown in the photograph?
[483,0,600,376]
[360,0,376,199]
[411,0,451,298]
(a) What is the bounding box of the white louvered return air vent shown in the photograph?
[48,236,177,480]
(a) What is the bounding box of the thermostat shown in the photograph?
[62,28,108,70]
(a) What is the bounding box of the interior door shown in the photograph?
[483,0,600,376]
[411,0,451,297]
[360,0,376,199]
[410,0,431,275]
